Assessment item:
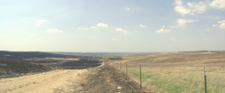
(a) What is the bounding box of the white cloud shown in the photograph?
[206,28,211,31]
[139,24,146,27]
[174,0,207,16]
[36,19,48,25]
[218,20,225,29]
[91,26,97,28]
[78,27,88,30]
[116,28,129,34]
[175,0,182,5]
[174,5,191,16]
[177,19,197,26]
[219,23,225,29]
[112,38,116,41]
[97,23,108,27]
[209,0,225,9]
[172,19,197,28]
[45,29,63,33]
[83,28,88,30]
[155,29,172,33]
[218,20,225,23]
[187,2,207,14]
[125,7,130,10]
[162,25,165,28]
[212,24,217,27]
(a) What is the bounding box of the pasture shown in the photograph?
[110,51,225,93]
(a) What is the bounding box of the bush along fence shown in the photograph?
[112,62,225,93]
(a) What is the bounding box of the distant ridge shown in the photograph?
[0,51,79,59]
[53,52,141,55]
[0,50,9,52]
[177,50,225,53]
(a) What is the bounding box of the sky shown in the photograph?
[0,0,225,52]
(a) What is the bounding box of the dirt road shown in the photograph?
[0,69,87,93]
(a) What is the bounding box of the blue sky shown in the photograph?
[0,0,225,52]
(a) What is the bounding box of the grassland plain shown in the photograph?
[110,51,225,93]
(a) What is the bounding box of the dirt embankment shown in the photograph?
[75,64,155,93]
[0,69,87,93]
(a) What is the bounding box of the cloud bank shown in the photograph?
[116,28,129,34]
[174,0,207,16]
[140,24,146,27]
[97,23,108,27]
[36,19,48,25]
[218,20,225,29]
[155,29,172,33]
[209,0,225,9]
[171,19,197,28]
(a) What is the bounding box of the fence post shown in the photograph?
[140,64,142,93]
[204,67,207,93]
[126,63,127,75]
[120,61,121,70]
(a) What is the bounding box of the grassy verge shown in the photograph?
[130,70,203,93]
[129,69,225,93]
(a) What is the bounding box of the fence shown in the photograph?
[111,62,225,93]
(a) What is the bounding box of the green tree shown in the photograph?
[102,55,109,62]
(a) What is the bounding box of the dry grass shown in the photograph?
[110,51,225,93]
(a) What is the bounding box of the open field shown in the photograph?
[110,51,225,93]
[0,51,102,78]
[2,51,225,93]
[1,51,147,93]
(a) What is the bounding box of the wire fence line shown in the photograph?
[110,62,225,93]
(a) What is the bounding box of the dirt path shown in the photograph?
[0,69,87,93]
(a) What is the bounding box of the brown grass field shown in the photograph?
[110,51,225,93]
[1,51,225,93]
